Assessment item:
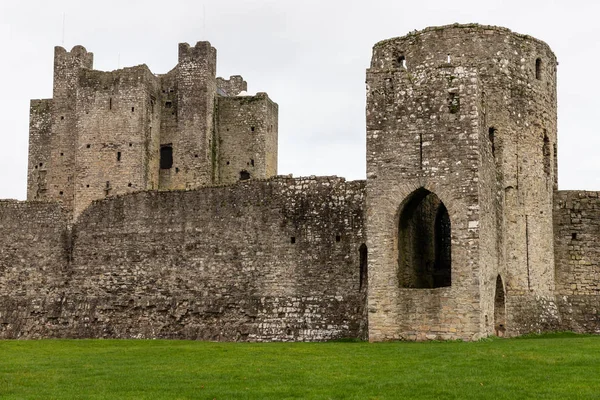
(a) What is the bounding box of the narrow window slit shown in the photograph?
[489,127,496,157]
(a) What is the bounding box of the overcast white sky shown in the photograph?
[0,0,597,199]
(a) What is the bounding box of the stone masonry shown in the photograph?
[0,24,599,341]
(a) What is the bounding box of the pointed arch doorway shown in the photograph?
[494,275,506,337]
[397,188,451,288]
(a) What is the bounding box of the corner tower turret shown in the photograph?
[366,24,557,341]
[27,46,93,209]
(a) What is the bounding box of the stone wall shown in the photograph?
[74,65,161,217]
[0,201,69,337]
[0,177,367,341]
[554,191,600,333]
[217,93,278,185]
[217,75,247,96]
[27,99,52,200]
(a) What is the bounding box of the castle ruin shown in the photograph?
[0,24,598,341]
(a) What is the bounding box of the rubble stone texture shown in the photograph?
[0,24,598,341]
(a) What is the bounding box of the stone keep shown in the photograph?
[1,24,599,342]
[27,42,278,217]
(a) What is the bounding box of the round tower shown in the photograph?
[366,24,557,341]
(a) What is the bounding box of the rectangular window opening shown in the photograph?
[117,151,121,162]
[160,145,173,169]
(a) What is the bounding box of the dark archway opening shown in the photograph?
[398,188,451,288]
[494,275,506,337]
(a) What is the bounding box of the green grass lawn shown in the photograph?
[0,333,598,399]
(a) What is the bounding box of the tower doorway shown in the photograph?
[494,275,506,337]
[397,188,451,288]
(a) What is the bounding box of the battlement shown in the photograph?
[54,45,94,69]
[177,41,216,64]
[217,75,248,96]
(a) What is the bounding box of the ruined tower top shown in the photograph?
[370,23,556,72]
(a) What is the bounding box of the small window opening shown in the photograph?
[165,101,172,108]
[291,237,296,244]
[251,126,255,132]
[250,159,255,167]
[60,152,64,156]
[359,244,368,291]
[39,163,43,167]
[60,116,64,120]
[150,100,154,114]
[553,142,558,189]
[175,167,179,173]
[488,127,496,157]
[535,58,542,80]
[335,235,341,242]
[448,93,460,114]
[239,170,250,181]
[86,144,91,149]
[398,55,406,69]
[543,132,551,177]
[117,152,121,162]
[131,107,135,112]
[226,161,230,165]
[195,154,199,158]
[160,145,173,169]
[59,191,63,195]
[128,183,132,187]
[129,143,133,147]
[109,98,112,110]
[572,232,577,240]
[86,184,90,188]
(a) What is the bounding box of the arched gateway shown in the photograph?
[397,188,451,289]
